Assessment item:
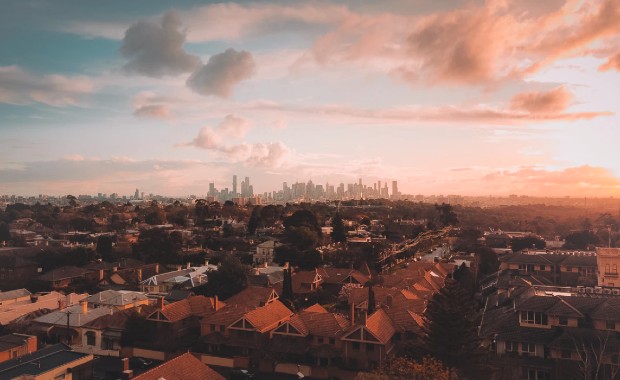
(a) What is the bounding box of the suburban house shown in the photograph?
[0,333,37,363]
[0,343,94,380]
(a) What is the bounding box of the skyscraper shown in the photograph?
[232,175,238,196]
[134,188,140,200]
[392,181,398,199]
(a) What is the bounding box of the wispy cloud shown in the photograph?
[0,66,94,107]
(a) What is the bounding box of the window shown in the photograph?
[606,264,611,273]
[561,350,571,359]
[506,341,518,352]
[558,316,568,326]
[329,338,335,345]
[366,344,374,352]
[613,264,618,274]
[85,331,96,346]
[352,342,360,350]
[566,266,573,272]
[528,369,551,380]
[210,324,215,331]
[219,325,225,332]
[317,337,324,344]
[521,311,548,325]
[606,321,616,330]
[522,342,536,354]
[540,265,546,271]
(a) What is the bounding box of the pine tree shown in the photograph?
[367,283,376,315]
[422,278,481,378]
[331,213,347,243]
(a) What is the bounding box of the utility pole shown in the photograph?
[65,311,72,345]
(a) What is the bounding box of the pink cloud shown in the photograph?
[599,51,620,71]
[134,104,171,119]
[509,86,572,114]
[0,66,93,107]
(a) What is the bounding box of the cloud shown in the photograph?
[0,66,94,107]
[245,97,611,126]
[134,104,171,119]
[186,48,256,97]
[120,10,200,77]
[481,165,620,196]
[182,114,289,168]
[599,51,620,71]
[218,114,252,139]
[509,86,572,114]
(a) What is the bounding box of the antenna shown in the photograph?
[64,310,72,345]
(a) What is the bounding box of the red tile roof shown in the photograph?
[242,300,293,333]
[224,286,278,307]
[132,352,224,380]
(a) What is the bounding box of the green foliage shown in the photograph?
[331,213,347,243]
[144,207,167,225]
[367,284,376,314]
[193,253,250,300]
[0,222,10,243]
[423,278,481,377]
[247,206,262,235]
[564,230,600,250]
[355,356,457,380]
[36,247,97,272]
[96,235,115,262]
[132,228,182,264]
[435,203,459,226]
[511,236,546,252]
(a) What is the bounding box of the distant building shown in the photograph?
[0,334,37,364]
[597,247,620,288]
[254,240,281,265]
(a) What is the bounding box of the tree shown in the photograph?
[0,222,10,244]
[435,204,459,227]
[511,236,546,252]
[247,206,262,235]
[96,235,115,262]
[564,230,600,250]
[355,356,457,380]
[331,213,347,243]
[133,228,182,264]
[423,278,481,378]
[367,283,376,315]
[193,253,249,300]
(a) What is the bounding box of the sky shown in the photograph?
[1,0,619,197]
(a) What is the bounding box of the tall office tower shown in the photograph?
[208,182,215,197]
[134,188,140,200]
[249,185,254,197]
[232,175,238,196]
[392,181,398,199]
[378,181,381,195]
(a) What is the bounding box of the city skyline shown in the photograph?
[1,1,620,197]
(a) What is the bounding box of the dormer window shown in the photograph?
[521,311,548,325]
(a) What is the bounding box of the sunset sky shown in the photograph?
[1,0,619,197]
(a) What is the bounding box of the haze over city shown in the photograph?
[1,0,620,197]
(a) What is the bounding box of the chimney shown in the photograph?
[350,303,355,325]
[121,357,130,372]
[99,269,104,281]
[58,298,66,310]
[121,370,134,380]
[137,269,142,282]
[284,262,290,270]
[214,295,219,310]
[204,259,209,267]
[81,300,88,314]
[386,294,393,308]
[360,310,368,326]
[176,265,182,271]
[158,297,165,310]
[186,262,191,269]
[112,266,118,272]
[155,263,160,274]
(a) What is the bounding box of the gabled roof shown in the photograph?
[147,296,221,323]
[277,308,351,338]
[237,300,293,333]
[38,266,90,282]
[224,286,279,307]
[318,267,370,285]
[291,270,323,294]
[0,288,31,302]
[343,309,395,345]
[132,352,224,380]
[545,298,584,318]
[0,334,34,352]
[34,304,114,327]
[83,305,157,331]
[201,304,253,328]
[86,290,149,306]
[589,298,620,320]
